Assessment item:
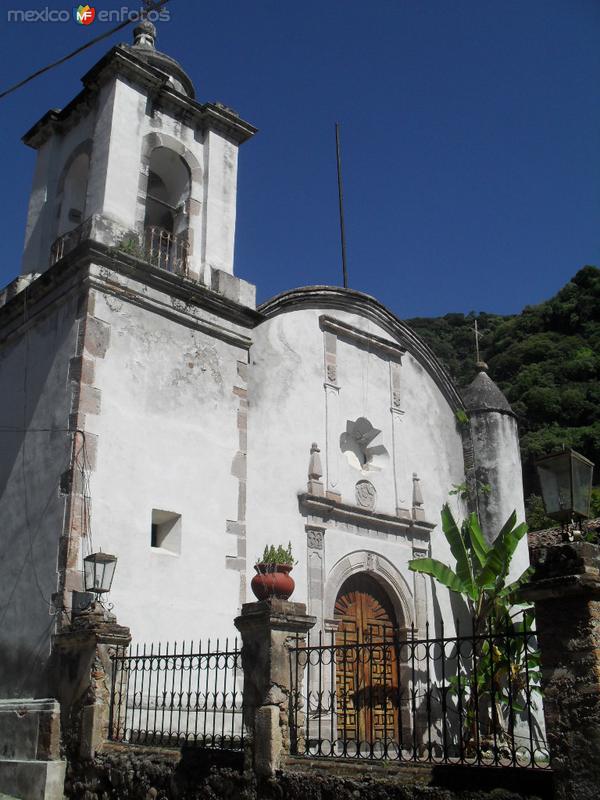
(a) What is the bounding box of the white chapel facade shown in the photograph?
[0,21,528,698]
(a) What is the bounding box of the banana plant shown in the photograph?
[408,504,532,635]
[408,504,538,746]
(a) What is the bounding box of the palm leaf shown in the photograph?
[408,557,472,597]
[441,504,474,591]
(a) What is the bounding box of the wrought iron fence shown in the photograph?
[290,619,548,768]
[109,638,244,750]
[144,226,189,276]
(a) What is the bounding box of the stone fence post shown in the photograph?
[234,598,316,776]
[521,540,600,800]
[51,604,131,759]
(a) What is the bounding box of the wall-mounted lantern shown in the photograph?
[535,448,594,530]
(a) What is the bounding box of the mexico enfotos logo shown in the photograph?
[7,4,170,23]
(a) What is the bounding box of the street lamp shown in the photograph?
[83,552,117,604]
[535,448,594,534]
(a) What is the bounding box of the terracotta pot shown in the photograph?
[251,563,295,601]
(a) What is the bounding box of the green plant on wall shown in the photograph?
[449,480,492,501]
[117,234,144,259]
[408,504,540,745]
[455,408,470,426]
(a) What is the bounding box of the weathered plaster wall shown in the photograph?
[201,129,239,277]
[21,106,96,275]
[0,292,78,696]
[83,267,250,645]
[246,307,468,636]
[470,410,529,581]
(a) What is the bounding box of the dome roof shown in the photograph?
[462,366,514,414]
[123,20,196,99]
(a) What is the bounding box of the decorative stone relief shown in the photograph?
[306,527,324,550]
[326,364,337,383]
[366,552,379,572]
[340,417,389,473]
[390,360,403,411]
[355,479,377,510]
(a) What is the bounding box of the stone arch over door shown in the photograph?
[323,550,415,633]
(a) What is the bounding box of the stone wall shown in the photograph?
[522,540,600,800]
[63,744,551,800]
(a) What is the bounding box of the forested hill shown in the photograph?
[406,266,600,525]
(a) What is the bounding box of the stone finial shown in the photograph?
[412,473,423,506]
[476,361,489,372]
[307,443,324,496]
[308,443,322,480]
[412,473,425,521]
[133,18,156,48]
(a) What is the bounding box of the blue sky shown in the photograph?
[1,0,598,318]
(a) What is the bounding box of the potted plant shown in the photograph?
[251,542,296,601]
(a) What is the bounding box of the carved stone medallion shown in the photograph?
[355,479,377,510]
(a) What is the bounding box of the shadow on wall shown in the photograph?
[0,298,75,697]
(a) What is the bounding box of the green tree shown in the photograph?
[407,266,600,493]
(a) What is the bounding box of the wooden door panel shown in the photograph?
[334,574,399,744]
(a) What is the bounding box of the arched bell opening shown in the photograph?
[49,142,92,265]
[57,151,90,236]
[143,146,191,274]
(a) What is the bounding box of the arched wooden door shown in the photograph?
[334,573,399,744]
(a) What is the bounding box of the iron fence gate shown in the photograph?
[290,618,549,768]
[109,638,245,750]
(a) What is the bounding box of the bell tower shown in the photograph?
[21,20,256,289]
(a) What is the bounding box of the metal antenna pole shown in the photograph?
[473,319,481,363]
[335,123,349,289]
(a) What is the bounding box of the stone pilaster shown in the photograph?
[323,330,342,501]
[521,541,600,800]
[389,360,407,515]
[51,605,131,759]
[225,358,249,606]
[57,288,110,622]
[234,599,316,776]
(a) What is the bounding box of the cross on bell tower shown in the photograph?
[472,318,488,371]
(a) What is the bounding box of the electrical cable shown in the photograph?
[0,0,173,101]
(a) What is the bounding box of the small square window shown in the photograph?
[151,509,181,555]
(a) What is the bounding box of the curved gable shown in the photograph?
[259,285,464,412]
